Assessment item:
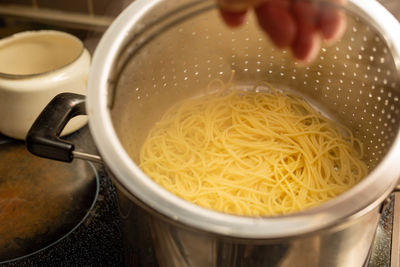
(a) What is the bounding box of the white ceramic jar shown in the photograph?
[0,30,90,140]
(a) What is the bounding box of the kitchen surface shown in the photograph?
[1,0,400,266]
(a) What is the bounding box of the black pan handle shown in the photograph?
[26,93,87,162]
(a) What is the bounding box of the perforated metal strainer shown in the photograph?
[40,0,400,266]
[109,0,400,172]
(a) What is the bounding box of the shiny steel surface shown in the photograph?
[114,179,381,267]
[86,0,400,266]
[72,150,103,163]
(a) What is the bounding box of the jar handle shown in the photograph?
[26,93,102,163]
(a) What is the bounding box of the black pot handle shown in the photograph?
[26,93,88,162]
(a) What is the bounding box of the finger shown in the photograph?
[292,28,321,63]
[219,8,248,27]
[317,0,347,42]
[292,0,318,30]
[291,0,320,62]
[255,0,296,48]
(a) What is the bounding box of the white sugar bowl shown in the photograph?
[0,30,90,140]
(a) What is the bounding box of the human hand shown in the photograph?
[218,0,346,63]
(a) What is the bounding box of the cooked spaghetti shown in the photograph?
[139,81,367,216]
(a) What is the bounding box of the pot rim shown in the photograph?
[87,0,400,238]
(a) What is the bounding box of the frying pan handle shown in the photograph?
[26,93,101,163]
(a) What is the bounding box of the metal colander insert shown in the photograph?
[110,0,400,174]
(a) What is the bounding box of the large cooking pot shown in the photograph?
[26,0,400,266]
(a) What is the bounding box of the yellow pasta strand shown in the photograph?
[139,82,368,216]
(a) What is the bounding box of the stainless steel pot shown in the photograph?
[26,0,400,266]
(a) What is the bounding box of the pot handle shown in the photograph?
[26,92,102,163]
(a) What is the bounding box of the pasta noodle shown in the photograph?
[139,81,368,216]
